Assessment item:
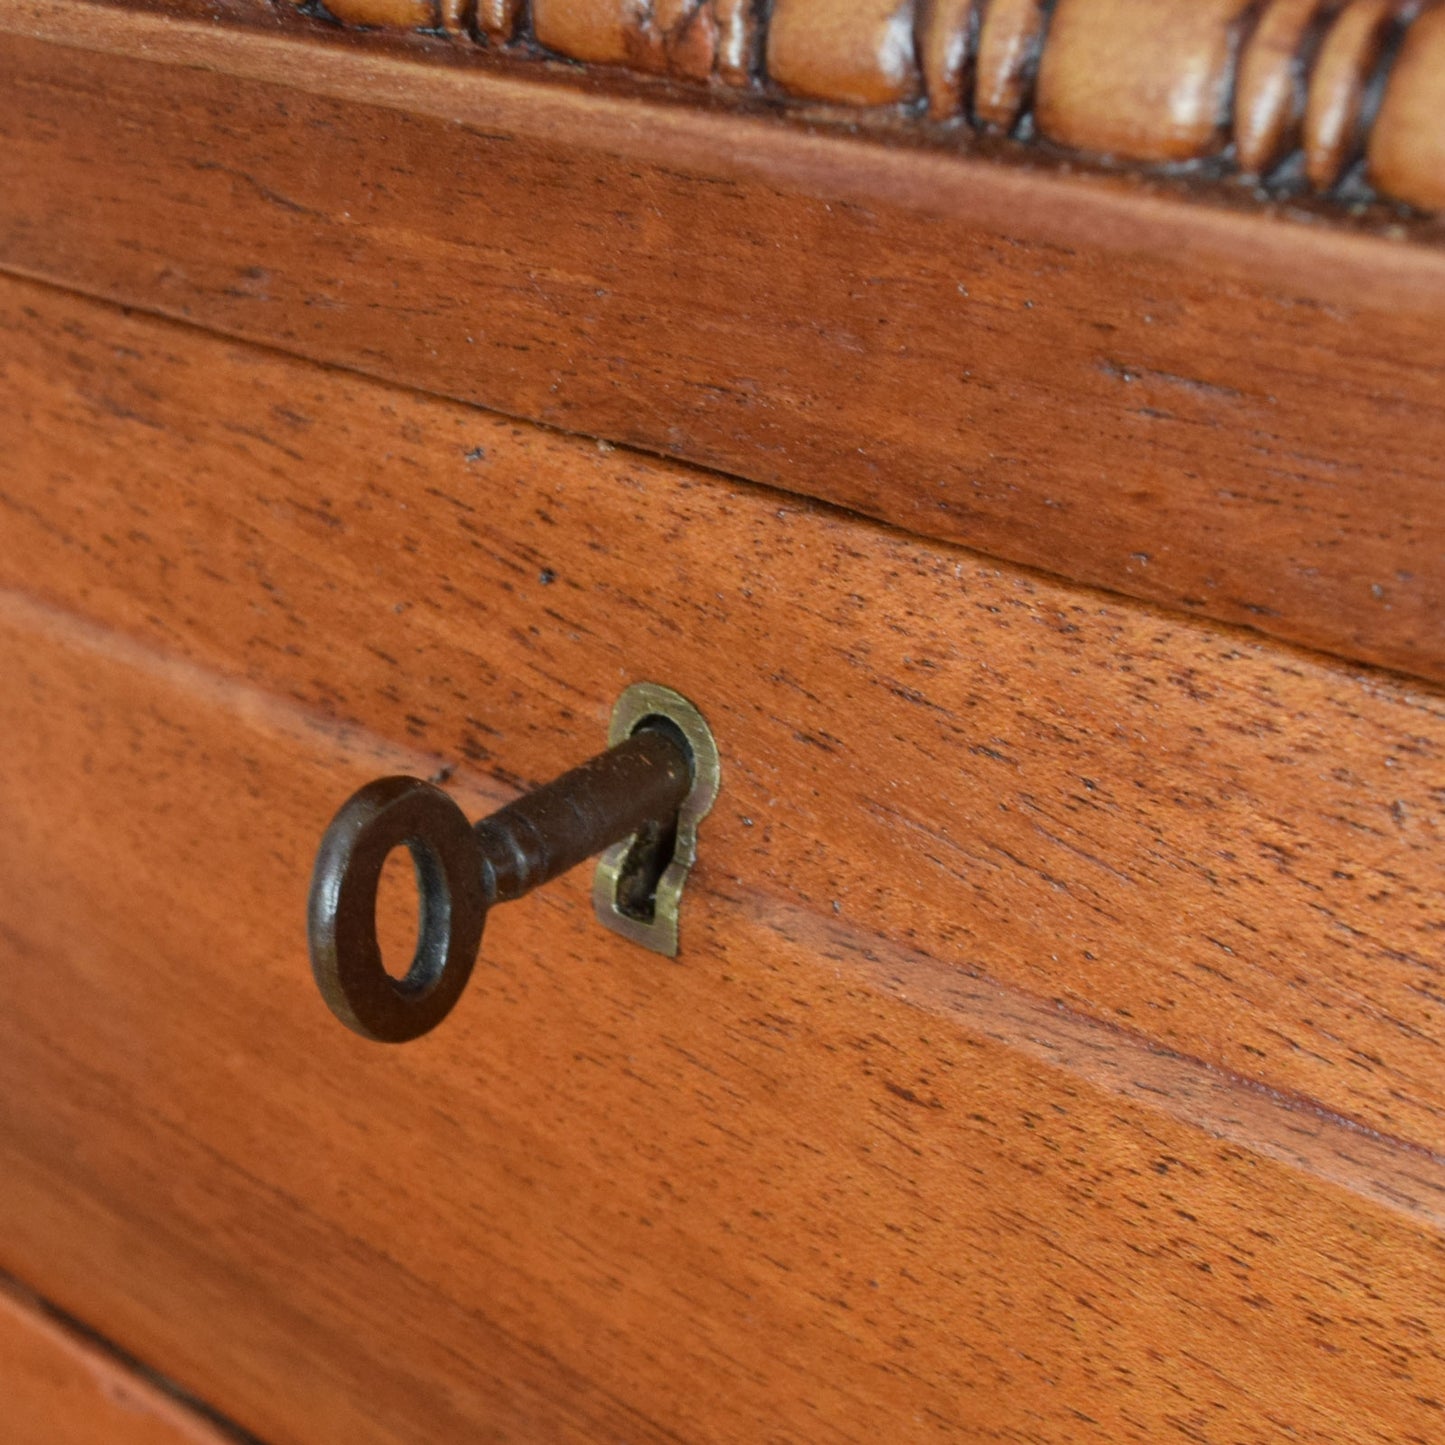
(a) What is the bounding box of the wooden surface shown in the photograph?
[6,3,1445,691]
[1,283,1444,1442]
[1370,2,1445,211]
[89,0,1445,212]
[0,1278,238,1445]
[1036,0,1257,163]
[4,274,1445,1141]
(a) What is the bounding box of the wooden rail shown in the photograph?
[93,0,1445,213]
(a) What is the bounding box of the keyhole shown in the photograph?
[376,845,424,981]
[614,714,691,922]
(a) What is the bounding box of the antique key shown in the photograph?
[308,683,719,1043]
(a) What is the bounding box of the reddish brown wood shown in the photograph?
[1302,0,1405,191]
[315,0,436,26]
[970,0,1050,129]
[532,0,634,64]
[768,0,921,104]
[3,4,1445,687]
[5,10,1445,1443]
[0,1279,233,1445]
[87,0,1445,213]
[476,0,523,40]
[4,275,1444,1159]
[1036,0,1257,161]
[1369,2,1445,210]
[1,586,1444,1444]
[530,0,752,80]
[1235,0,1339,177]
[916,0,977,119]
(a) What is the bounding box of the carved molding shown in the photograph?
[275,0,1445,212]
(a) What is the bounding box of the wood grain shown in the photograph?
[316,0,436,26]
[1301,0,1405,192]
[916,0,978,120]
[970,0,1051,130]
[0,1278,237,1445]
[1,588,1444,1444]
[767,0,921,105]
[530,0,736,79]
[1235,0,1340,178]
[1369,1,1445,210]
[89,0,1445,212]
[4,275,1444,1159]
[5,4,1445,688]
[1036,0,1257,162]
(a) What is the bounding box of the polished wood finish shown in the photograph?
[0,1279,235,1445]
[915,0,976,120]
[9,613,1445,1445]
[4,273,1444,1155]
[1302,0,1401,192]
[7,5,1445,1439]
[1235,0,1337,177]
[5,2,1445,689]
[533,0,756,80]
[965,0,1050,129]
[321,0,434,25]
[768,0,922,105]
[1036,0,1257,162]
[1370,2,1445,211]
[92,0,1445,211]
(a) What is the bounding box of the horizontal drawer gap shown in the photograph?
[3,9,1445,683]
[5,271,1444,1157]
[3,580,1443,1228]
[0,1270,261,1444]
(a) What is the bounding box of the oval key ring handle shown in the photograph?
[307,777,488,1043]
[306,708,700,1043]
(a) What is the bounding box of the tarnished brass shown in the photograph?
[592,682,720,957]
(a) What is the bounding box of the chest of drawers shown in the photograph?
[3,2,1444,1440]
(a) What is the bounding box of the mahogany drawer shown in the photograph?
[0,1278,230,1445]
[1,275,1443,1443]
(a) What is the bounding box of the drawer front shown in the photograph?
[0,1278,230,1445]
[6,6,1445,685]
[2,275,1443,1442]
[6,276,1443,1149]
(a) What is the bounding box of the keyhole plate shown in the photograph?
[592,682,719,956]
